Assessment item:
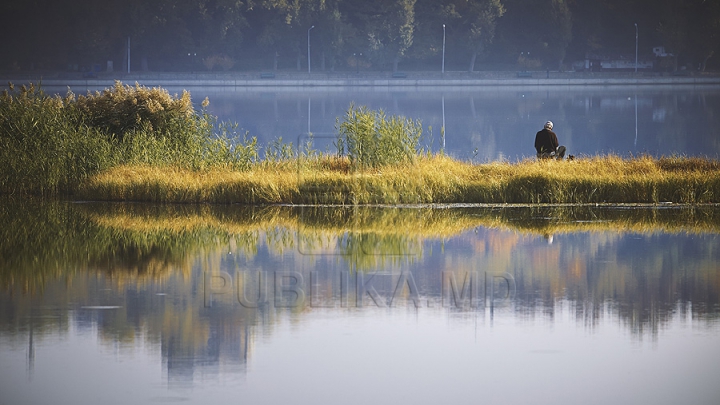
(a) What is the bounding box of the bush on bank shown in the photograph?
[337,104,423,168]
[0,81,258,195]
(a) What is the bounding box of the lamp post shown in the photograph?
[442,24,446,74]
[308,25,315,74]
[634,23,638,73]
[127,37,130,73]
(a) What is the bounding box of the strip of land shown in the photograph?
[77,155,720,205]
[4,81,718,203]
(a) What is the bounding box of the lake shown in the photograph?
[1,200,719,405]
[43,83,720,161]
[2,84,720,404]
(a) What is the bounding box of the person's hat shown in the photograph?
[544,121,553,130]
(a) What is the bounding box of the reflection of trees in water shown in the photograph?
[502,230,719,337]
[1,199,719,371]
[1,268,261,383]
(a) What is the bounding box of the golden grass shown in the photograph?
[83,203,720,239]
[84,205,490,240]
[78,155,720,204]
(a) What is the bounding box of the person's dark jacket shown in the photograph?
[535,128,559,154]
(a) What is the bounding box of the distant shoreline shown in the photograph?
[3,70,720,88]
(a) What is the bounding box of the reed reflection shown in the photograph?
[1,199,719,382]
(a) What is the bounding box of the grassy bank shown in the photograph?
[78,154,720,204]
[3,81,720,204]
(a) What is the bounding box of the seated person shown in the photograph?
[535,121,566,159]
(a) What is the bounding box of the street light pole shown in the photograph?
[634,23,638,73]
[127,37,130,73]
[308,25,315,74]
[442,24,446,74]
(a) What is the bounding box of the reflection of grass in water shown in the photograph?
[3,198,720,290]
[480,204,720,236]
[3,199,719,337]
[94,203,719,239]
[0,199,237,292]
[75,203,720,275]
[86,205,485,243]
[85,205,480,272]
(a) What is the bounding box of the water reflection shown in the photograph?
[1,199,719,403]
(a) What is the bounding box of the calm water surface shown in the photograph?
[45,84,720,160]
[1,201,719,404]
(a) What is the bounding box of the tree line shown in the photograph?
[1,0,718,73]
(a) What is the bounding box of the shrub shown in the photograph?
[336,104,422,168]
[0,82,258,195]
[74,81,196,140]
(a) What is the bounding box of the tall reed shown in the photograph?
[0,81,258,195]
[0,83,115,194]
[336,104,423,168]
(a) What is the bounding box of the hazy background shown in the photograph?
[1,0,718,74]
